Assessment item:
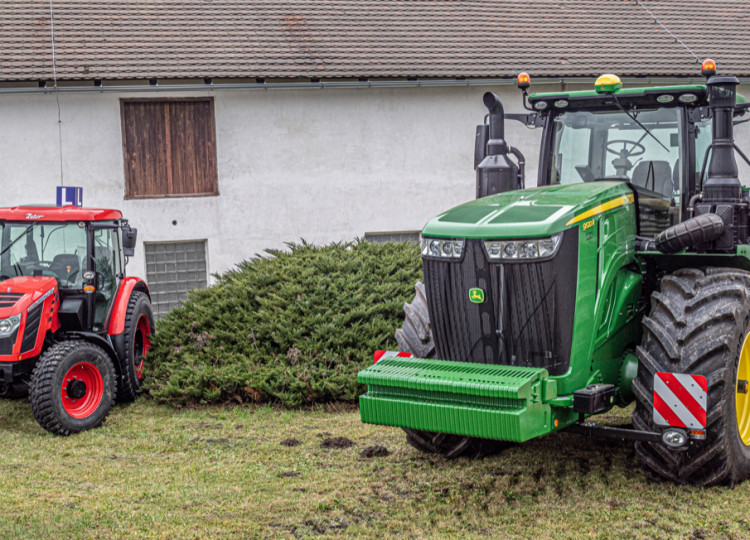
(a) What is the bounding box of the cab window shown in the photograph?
[0,222,87,289]
[92,227,120,330]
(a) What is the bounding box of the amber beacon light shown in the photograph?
[701,58,717,77]
[516,72,530,90]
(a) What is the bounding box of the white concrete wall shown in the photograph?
[1,82,750,283]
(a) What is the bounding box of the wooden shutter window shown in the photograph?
[121,98,218,199]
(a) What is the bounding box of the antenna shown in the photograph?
[634,0,700,64]
[49,0,64,186]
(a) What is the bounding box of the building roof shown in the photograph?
[2,0,750,82]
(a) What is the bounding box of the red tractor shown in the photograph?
[0,206,153,435]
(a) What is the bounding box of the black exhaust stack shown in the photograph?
[475,92,519,198]
[693,74,748,249]
[704,75,741,201]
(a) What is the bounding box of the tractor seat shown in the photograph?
[631,160,673,198]
[50,254,80,286]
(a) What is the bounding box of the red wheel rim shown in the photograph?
[61,362,104,419]
[133,315,151,381]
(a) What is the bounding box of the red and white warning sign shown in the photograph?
[373,350,413,364]
[653,372,708,429]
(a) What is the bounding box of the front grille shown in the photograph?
[0,293,23,309]
[423,230,578,375]
[21,304,43,354]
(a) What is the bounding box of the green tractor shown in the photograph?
[358,60,750,485]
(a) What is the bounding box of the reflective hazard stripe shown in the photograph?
[653,372,708,429]
[374,350,413,364]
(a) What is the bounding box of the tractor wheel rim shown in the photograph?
[133,315,151,381]
[737,332,750,446]
[61,362,104,419]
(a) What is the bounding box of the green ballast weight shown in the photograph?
[358,357,558,442]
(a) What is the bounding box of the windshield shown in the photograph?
[550,107,683,235]
[551,107,681,193]
[0,222,87,289]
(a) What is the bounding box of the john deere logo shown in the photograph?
[469,288,485,303]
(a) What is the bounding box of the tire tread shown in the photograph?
[29,341,116,436]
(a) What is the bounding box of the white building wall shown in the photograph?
[1,82,749,284]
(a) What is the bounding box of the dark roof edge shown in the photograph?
[0,75,735,95]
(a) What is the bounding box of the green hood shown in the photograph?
[422,181,633,239]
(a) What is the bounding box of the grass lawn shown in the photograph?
[0,398,747,539]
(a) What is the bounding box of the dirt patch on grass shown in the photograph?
[193,421,221,430]
[204,438,229,445]
[280,438,302,447]
[320,437,353,449]
[301,518,349,535]
[360,445,389,458]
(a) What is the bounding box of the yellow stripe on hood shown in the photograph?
[565,193,635,226]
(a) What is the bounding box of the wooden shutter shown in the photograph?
[121,98,218,199]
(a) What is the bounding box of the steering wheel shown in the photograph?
[606,140,646,158]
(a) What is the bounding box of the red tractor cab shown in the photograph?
[0,206,153,435]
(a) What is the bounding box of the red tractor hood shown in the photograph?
[0,276,58,318]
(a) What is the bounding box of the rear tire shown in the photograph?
[633,267,750,486]
[117,291,154,403]
[29,341,116,435]
[397,281,509,458]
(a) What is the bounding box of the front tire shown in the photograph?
[29,341,117,435]
[633,267,750,486]
[397,281,509,459]
[117,291,154,403]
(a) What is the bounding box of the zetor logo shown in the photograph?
[469,288,485,304]
[582,218,596,231]
[25,213,44,220]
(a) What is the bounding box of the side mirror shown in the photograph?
[122,224,137,257]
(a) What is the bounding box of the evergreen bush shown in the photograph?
[144,240,422,406]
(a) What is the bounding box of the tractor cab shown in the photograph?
[0,207,134,332]
[0,206,152,436]
[527,78,741,237]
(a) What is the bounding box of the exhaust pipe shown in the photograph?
[704,75,741,201]
[475,92,519,198]
[693,73,748,250]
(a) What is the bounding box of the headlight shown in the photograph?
[483,233,563,261]
[0,315,21,336]
[421,237,464,260]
